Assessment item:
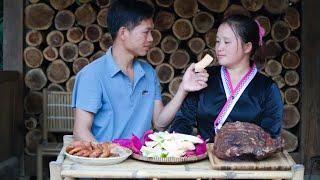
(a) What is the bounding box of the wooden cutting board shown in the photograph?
[207,143,295,170]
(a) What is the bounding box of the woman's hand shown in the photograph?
[180,63,209,93]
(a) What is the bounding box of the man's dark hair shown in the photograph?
[107,0,154,39]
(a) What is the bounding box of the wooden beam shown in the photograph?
[3,0,24,73]
[301,0,320,173]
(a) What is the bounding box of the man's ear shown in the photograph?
[244,42,253,54]
[118,27,128,41]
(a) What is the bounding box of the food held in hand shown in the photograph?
[194,54,214,72]
[66,140,119,158]
[213,121,285,160]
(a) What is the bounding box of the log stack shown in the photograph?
[23,0,301,153]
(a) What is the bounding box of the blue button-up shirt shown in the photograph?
[72,48,162,142]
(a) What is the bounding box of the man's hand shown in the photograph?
[180,63,209,93]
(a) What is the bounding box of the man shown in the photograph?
[72,0,208,142]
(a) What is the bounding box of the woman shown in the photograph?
[169,15,283,141]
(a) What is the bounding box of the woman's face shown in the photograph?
[215,23,249,68]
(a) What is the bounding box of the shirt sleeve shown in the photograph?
[259,82,283,138]
[169,92,198,135]
[72,70,102,114]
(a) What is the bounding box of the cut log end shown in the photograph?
[46,30,65,47]
[155,0,174,7]
[174,0,198,18]
[25,117,38,130]
[241,0,263,12]
[147,47,165,66]
[43,46,59,61]
[24,47,43,68]
[188,37,206,54]
[264,0,289,14]
[151,29,162,47]
[85,24,102,42]
[169,76,183,96]
[283,104,300,129]
[54,10,75,31]
[204,29,218,49]
[156,63,175,84]
[284,87,300,105]
[281,129,298,152]
[169,49,190,69]
[96,0,111,8]
[284,70,299,86]
[284,36,300,52]
[99,33,113,51]
[46,60,71,84]
[25,68,47,90]
[192,12,214,33]
[272,75,285,89]
[172,19,194,40]
[26,30,43,47]
[24,91,43,115]
[97,8,108,28]
[265,40,282,59]
[59,42,79,62]
[154,11,175,31]
[25,3,55,30]
[224,4,251,18]
[75,3,96,26]
[284,7,300,30]
[67,27,84,43]
[66,76,76,92]
[198,0,228,13]
[265,59,282,76]
[73,57,89,74]
[161,35,179,54]
[47,83,65,91]
[50,0,75,10]
[281,52,300,69]
[78,40,94,57]
[255,16,271,36]
[271,21,291,42]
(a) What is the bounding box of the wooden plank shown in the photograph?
[207,144,294,170]
[3,0,23,73]
[301,0,320,173]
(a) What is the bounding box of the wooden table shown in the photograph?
[49,135,304,180]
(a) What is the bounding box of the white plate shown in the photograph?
[65,146,132,165]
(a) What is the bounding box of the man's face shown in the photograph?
[124,18,154,57]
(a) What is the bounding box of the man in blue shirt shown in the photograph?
[72,0,209,142]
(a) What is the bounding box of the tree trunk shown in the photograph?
[151,29,162,47]
[24,91,43,115]
[161,92,173,106]
[188,37,206,54]
[67,27,84,43]
[147,47,165,66]
[26,30,43,47]
[75,3,96,26]
[66,76,76,92]
[50,0,75,10]
[272,75,285,89]
[281,129,298,152]
[255,16,271,36]
[46,59,70,83]
[224,4,250,18]
[73,57,89,74]
[173,0,198,18]
[264,59,282,76]
[25,3,54,30]
[264,0,289,14]
[154,11,175,31]
[155,0,174,7]
[169,76,182,96]
[160,35,179,54]
[43,46,59,61]
[78,40,94,57]
[284,7,300,30]
[284,87,300,105]
[25,68,47,90]
[85,24,102,42]
[54,10,75,31]
[241,0,263,12]
[284,36,300,52]
[172,18,194,40]
[283,104,300,129]
[99,33,113,51]
[192,11,214,33]
[97,8,108,28]
[204,28,217,49]
[284,70,299,86]
[156,63,175,84]
[59,42,79,62]
[271,20,291,42]
[265,40,282,59]
[198,0,229,13]
[25,129,42,154]
[24,47,43,68]
[25,117,38,131]
[169,49,190,69]
[281,52,300,69]
[48,83,65,91]
[90,50,105,62]
[96,0,110,8]
[46,30,65,47]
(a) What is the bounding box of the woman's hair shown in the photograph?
[221,15,265,65]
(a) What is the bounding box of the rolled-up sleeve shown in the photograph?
[72,71,102,114]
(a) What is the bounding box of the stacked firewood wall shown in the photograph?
[23,0,301,155]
